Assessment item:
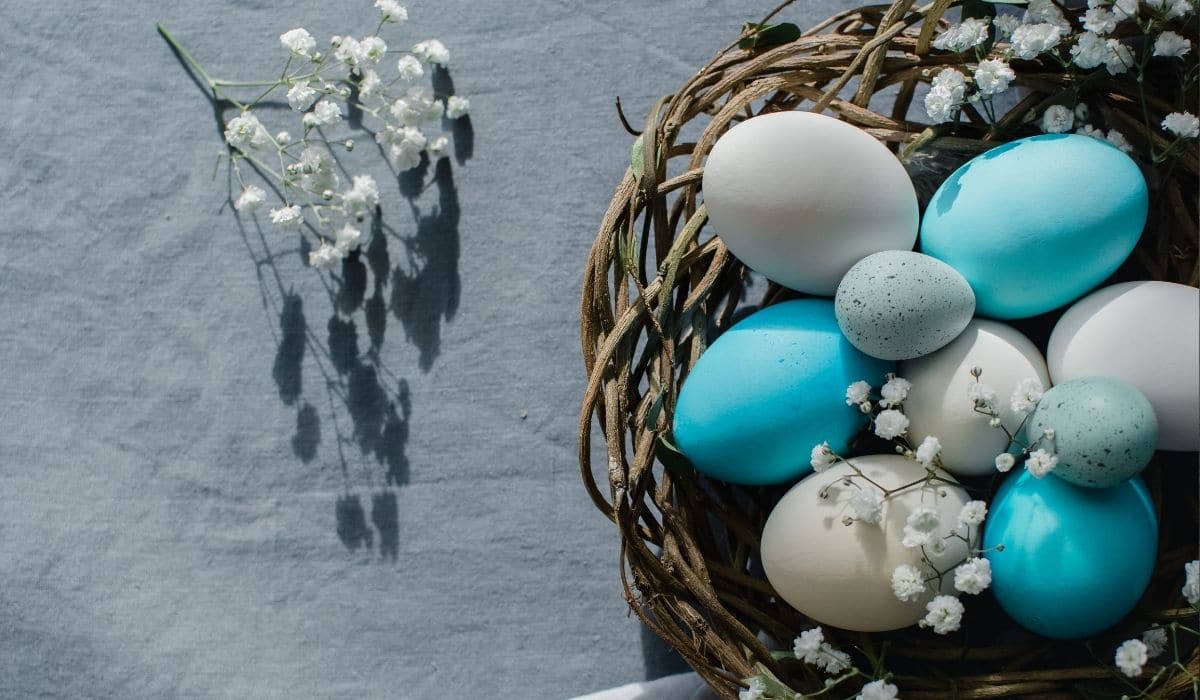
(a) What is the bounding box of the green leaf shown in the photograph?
[738,22,802,50]
[656,435,695,479]
[630,134,644,181]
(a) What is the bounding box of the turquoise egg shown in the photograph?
[920,134,1148,320]
[673,299,892,484]
[835,250,975,360]
[983,470,1157,639]
[1028,377,1158,488]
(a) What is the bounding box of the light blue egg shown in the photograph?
[920,134,1148,320]
[1029,377,1158,488]
[835,250,975,360]
[983,470,1157,639]
[673,299,892,485]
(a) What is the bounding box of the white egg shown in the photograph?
[702,111,918,296]
[760,455,969,632]
[900,320,1050,476]
[1048,281,1199,451]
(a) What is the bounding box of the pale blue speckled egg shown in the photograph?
[920,134,1148,320]
[835,250,976,360]
[673,299,893,485]
[1027,377,1158,488]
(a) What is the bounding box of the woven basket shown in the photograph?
[579,1,1199,697]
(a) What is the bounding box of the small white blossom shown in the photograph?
[446,95,471,119]
[993,14,1020,39]
[287,82,317,111]
[1184,560,1200,605]
[276,130,291,145]
[891,564,927,602]
[1143,627,1169,658]
[932,68,967,98]
[902,507,940,548]
[1024,0,1070,29]
[932,17,991,52]
[1010,23,1064,60]
[308,241,345,269]
[1075,103,1090,121]
[342,174,379,216]
[397,54,424,81]
[427,134,450,158]
[793,628,851,674]
[849,488,885,525]
[880,376,912,408]
[1077,123,1106,140]
[995,452,1016,472]
[874,409,910,440]
[1155,31,1193,58]
[375,0,408,22]
[1071,31,1110,69]
[1105,38,1135,74]
[924,69,966,124]
[412,38,450,66]
[359,36,387,66]
[1083,7,1119,34]
[304,99,342,128]
[335,224,363,253]
[280,28,316,57]
[1106,129,1134,154]
[1164,111,1200,139]
[1112,0,1138,21]
[967,381,997,408]
[1115,639,1148,677]
[974,59,1015,96]
[1010,378,1044,414]
[269,205,303,229]
[919,595,965,634]
[1025,448,1058,478]
[957,500,988,528]
[1041,104,1074,133]
[859,680,899,700]
[334,36,365,68]
[846,380,872,406]
[224,112,270,151]
[811,442,837,472]
[234,184,267,212]
[359,69,382,98]
[793,627,823,658]
[954,557,992,595]
[738,678,765,700]
[915,436,941,467]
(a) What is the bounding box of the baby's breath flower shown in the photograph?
[919,595,964,634]
[427,134,450,158]
[280,28,316,57]
[915,436,941,467]
[308,240,345,269]
[334,36,367,68]
[1010,23,1064,60]
[359,36,387,66]
[953,557,992,595]
[411,38,450,66]
[793,627,824,658]
[966,380,997,408]
[1106,129,1134,154]
[811,442,837,472]
[342,174,379,216]
[224,112,270,151]
[738,678,765,700]
[1143,627,1169,658]
[859,680,899,700]
[269,204,303,229]
[1024,0,1069,28]
[1184,560,1199,605]
[276,130,292,145]
[925,84,960,124]
[1115,638,1148,677]
[1164,111,1200,139]
[1041,104,1074,133]
[1071,31,1109,69]
[359,69,382,98]
[793,628,851,674]
[846,380,872,406]
[957,500,988,528]
[849,488,885,525]
[446,95,471,119]
[1025,448,1058,478]
[287,82,317,111]
[932,17,991,52]
[880,376,912,408]
[335,223,363,252]
[375,0,408,23]
[891,564,927,602]
[995,452,1016,472]
[993,14,1020,39]
[902,507,940,548]
[1083,6,1118,34]
[974,59,1015,96]
[304,99,343,128]
[874,409,909,440]
[1104,38,1135,74]
[234,184,267,212]
[397,54,424,81]
[1010,378,1044,414]
[1154,31,1193,58]
[1077,123,1106,139]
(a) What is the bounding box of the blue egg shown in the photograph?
[984,470,1157,639]
[673,299,892,484]
[921,134,1148,320]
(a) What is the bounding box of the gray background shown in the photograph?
[0,1,844,697]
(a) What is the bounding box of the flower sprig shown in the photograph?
[967,368,1059,478]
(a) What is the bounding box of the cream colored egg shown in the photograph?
[1048,281,1199,451]
[702,111,918,295]
[760,455,969,632]
[900,320,1050,476]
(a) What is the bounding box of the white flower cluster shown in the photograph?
[968,369,1062,478]
[215,2,472,269]
[792,627,851,674]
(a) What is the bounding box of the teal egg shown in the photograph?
[920,134,1148,320]
[1028,377,1158,488]
[835,250,976,360]
[983,470,1157,639]
[673,299,892,485]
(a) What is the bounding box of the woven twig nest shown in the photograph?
[579,1,1199,697]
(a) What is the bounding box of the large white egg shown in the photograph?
[761,455,969,632]
[900,320,1051,476]
[1048,281,1199,451]
[702,111,919,295]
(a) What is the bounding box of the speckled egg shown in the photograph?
[835,250,976,360]
[984,470,1157,639]
[673,299,893,485]
[1027,378,1158,488]
[920,134,1148,319]
[761,455,970,631]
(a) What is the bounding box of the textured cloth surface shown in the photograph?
[0,1,845,698]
